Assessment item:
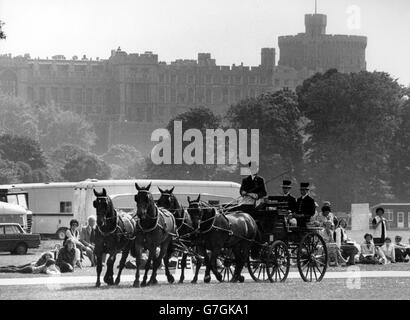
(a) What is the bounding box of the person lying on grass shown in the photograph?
[0,252,60,274]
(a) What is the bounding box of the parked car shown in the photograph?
[0,223,41,255]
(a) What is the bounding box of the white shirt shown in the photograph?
[334,227,347,248]
[373,215,386,238]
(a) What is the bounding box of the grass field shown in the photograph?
[1,240,410,300]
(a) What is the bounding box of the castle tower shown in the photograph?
[260,48,275,69]
[305,13,327,37]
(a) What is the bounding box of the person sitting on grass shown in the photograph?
[56,238,77,273]
[320,221,347,266]
[0,252,60,274]
[380,237,396,264]
[334,219,359,265]
[65,219,92,268]
[359,233,382,264]
[394,236,410,262]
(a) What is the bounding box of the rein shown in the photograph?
[191,202,233,236]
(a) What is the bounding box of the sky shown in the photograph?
[0,0,409,85]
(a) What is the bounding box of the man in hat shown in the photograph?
[281,180,297,213]
[237,161,267,215]
[293,182,316,227]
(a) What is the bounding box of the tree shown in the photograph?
[0,94,39,139]
[102,144,146,179]
[0,20,6,40]
[61,154,111,182]
[0,134,47,170]
[226,90,304,191]
[297,70,402,210]
[145,107,223,180]
[0,158,18,184]
[36,104,96,154]
[390,99,410,200]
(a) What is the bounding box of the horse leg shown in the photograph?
[210,248,223,282]
[95,253,103,287]
[133,244,142,288]
[191,246,203,284]
[115,245,129,286]
[148,242,169,286]
[141,249,155,287]
[203,250,213,283]
[179,252,187,283]
[104,254,116,285]
[230,245,242,283]
[163,239,175,284]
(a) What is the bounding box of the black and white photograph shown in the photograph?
[0,0,410,307]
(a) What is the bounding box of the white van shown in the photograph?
[73,179,241,225]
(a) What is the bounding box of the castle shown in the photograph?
[0,12,367,155]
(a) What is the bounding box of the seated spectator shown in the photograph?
[394,236,410,262]
[0,252,60,274]
[65,219,93,267]
[359,233,381,264]
[313,205,338,229]
[320,221,347,266]
[380,237,395,264]
[334,219,359,265]
[80,215,96,266]
[56,238,77,273]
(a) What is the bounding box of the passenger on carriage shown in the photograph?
[236,161,267,215]
[281,180,297,213]
[289,182,316,227]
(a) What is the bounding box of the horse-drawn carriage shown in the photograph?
[217,196,328,283]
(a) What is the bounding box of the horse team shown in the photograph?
[93,183,259,288]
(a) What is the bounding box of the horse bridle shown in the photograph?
[135,190,162,233]
[94,197,118,236]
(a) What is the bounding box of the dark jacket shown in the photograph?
[240,175,267,200]
[285,193,297,213]
[296,194,316,218]
[56,247,76,268]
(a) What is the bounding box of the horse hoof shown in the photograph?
[148,279,158,286]
[168,275,175,284]
[191,279,197,284]
[133,281,140,288]
[179,279,184,284]
[114,278,120,286]
[204,275,211,283]
[141,281,147,287]
[96,282,101,288]
[239,275,245,283]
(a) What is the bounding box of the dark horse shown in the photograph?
[157,187,203,284]
[93,188,136,287]
[187,194,258,283]
[133,183,176,287]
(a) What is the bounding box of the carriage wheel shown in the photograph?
[267,240,290,283]
[297,232,328,282]
[216,248,235,282]
[247,246,271,282]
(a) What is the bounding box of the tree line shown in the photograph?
[1,69,409,211]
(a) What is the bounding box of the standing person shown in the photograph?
[293,182,316,227]
[281,180,297,213]
[334,219,359,265]
[236,161,267,215]
[80,216,96,266]
[56,238,77,273]
[372,207,387,246]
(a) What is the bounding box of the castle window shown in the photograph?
[74,88,83,104]
[63,87,71,102]
[205,75,212,84]
[39,87,46,104]
[235,76,242,84]
[159,74,165,83]
[222,75,229,84]
[27,87,34,101]
[205,88,212,104]
[170,88,177,103]
[86,88,92,104]
[158,87,166,103]
[51,87,58,102]
[248,76,256,84]
[222,87,228,103]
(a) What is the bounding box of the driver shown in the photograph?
[237,161,267,215]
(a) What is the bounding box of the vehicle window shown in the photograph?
[0,226,4,234]
[7,194,18,206]
[17,194,28,210]
[0,195,6,202]
[60,201,72,213]
[4,225,19,234]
